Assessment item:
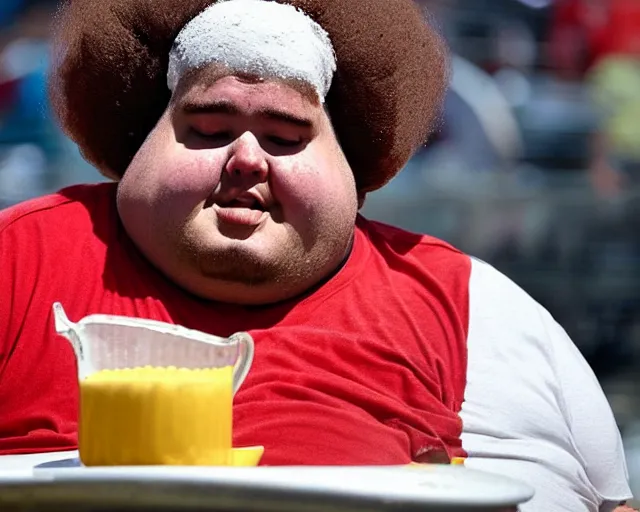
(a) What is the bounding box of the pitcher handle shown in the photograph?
[229,332,254,395]
[52,302,84,362]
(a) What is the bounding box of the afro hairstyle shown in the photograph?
[48,0,449,193]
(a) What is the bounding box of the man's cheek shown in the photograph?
[158,153,223,200]
[272,164,327,210]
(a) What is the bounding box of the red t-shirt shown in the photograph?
[0,183,470,465]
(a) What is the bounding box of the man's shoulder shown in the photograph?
[0,182,117,236]
[358,216,466,255]
[356,217,473,317]
[357,215,469,267]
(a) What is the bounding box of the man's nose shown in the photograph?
[224,132,269,188]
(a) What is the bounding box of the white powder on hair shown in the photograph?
[167,0,337,102]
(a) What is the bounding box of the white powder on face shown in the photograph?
[167,0,337,102]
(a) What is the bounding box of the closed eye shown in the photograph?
[267,136,302,148]
[190,128,233,145]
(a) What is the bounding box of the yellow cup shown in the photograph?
[79,366,239,466]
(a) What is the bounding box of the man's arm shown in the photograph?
[459,257,632,512]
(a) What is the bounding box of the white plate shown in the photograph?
[0,452,534,511]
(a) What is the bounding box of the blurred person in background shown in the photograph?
[549,0,640,196]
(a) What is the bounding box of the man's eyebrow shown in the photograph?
[181,99,241,116]
[256,107,313,128]
[181,99,313,128]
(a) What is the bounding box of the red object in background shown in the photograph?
[549,0,640,78]
[0,77,19,113]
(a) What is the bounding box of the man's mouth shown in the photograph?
[220,196,266,212]
[213,192,268,227]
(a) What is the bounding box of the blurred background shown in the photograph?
[1,0,639,502]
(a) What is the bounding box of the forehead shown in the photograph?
[174,68,322,118]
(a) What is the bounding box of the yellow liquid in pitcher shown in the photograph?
[79,366,234,466]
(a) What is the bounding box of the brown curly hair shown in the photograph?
[48,0,449,193]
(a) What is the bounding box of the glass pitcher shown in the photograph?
[52,302,261,467]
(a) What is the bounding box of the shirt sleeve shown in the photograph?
[460,257,632,512]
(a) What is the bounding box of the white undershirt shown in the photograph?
[461,257,632,511]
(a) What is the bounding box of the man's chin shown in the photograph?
[216,222,262,241]
[195,244,276,286]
